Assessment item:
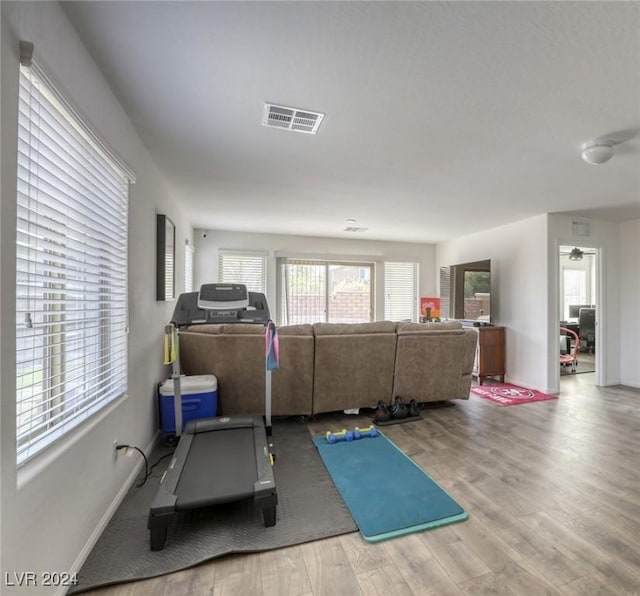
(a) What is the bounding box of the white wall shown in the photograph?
[437,214,550,391]
[437,213,629,394]
[1,3,191,592]
[195,229,436,322]
[619,218,640,388]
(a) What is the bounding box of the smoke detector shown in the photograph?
[262,103,325,134]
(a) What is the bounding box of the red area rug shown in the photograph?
[470,383,558,406]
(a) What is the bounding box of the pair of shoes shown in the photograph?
[373,400,391,422]
[390,396,409,419]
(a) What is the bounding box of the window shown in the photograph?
[278,259,373,325]
[16,60,131,465]
[563,268,587,320]
[218,251,266,292]
[384,262,418,322]
[185,240,194,293]
[156,214,175,301]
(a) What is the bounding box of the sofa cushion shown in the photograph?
[178,326,313,416]
[184,324,224,334]
[313,321,397,335]
[312,323,397,413]
[396,321,463,333]
[220,324,265,335]
[278,324,314,336]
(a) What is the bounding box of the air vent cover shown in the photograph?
[262,103,325,134]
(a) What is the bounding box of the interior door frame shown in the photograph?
[555,242,604,387]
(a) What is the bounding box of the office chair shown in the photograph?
[560,327,579,372]
[578,308,596,354]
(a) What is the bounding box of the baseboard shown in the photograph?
[60,431,160,596]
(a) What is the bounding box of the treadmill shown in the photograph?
[147,283,278,551]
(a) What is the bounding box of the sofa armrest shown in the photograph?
[392,328,477,402]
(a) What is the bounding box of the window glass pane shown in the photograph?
[563,268,587,319]
[328,264,371,323]
[280,260,327,325]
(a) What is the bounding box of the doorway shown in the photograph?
[558,245,598,382]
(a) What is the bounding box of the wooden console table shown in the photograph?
[472,326,505,385]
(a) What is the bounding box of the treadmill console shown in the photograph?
[171,284,271,326]
[198,283,249,310]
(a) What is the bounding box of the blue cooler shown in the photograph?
[159,374,218,438]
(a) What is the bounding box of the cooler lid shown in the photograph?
[159,374,217,395]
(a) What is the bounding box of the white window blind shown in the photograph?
[563,268,587,320]
[185,241,194,293]
[384,262,418,322]
[439,265,451,319]
[16,61,130,466]
[218,251,266,292]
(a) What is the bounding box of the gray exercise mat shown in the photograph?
[70,419,356,593]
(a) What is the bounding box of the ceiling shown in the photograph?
[61,1,640,244]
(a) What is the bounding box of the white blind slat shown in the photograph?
[185,242,194,293]
[218,252,266,293]
[384,262,418,322]
[16,62,130,466]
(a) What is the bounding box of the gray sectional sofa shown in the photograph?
[177,320,477,416]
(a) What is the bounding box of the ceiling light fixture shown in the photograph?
[581,142,614,165]
[568,247,584,261]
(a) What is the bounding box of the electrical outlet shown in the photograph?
[113,439,119,462]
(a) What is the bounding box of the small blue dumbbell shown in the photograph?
[353,425,379,440]
[325,429,355,444]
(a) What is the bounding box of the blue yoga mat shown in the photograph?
[313,432,468,542]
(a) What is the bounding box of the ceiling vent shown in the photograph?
[571,220,591,237]
[262,103,325,134]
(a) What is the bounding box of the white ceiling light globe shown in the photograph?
[581,143,614,165]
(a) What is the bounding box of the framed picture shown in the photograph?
[156,214,175,301]
[420,297,440,321]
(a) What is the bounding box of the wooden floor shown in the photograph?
[84,374,640,596]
